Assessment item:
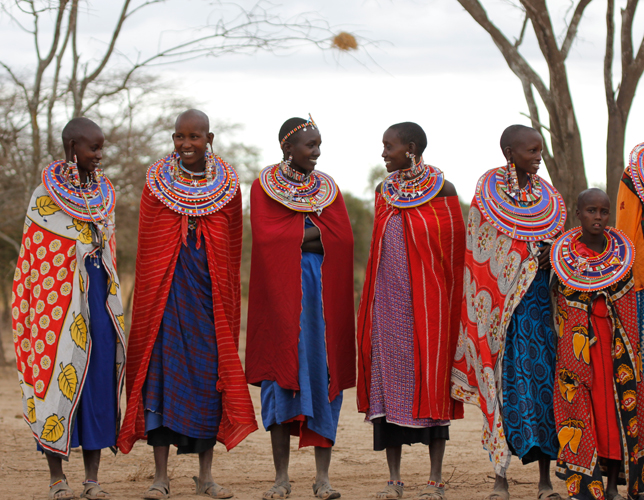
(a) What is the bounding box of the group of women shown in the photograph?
[10,109,644,500]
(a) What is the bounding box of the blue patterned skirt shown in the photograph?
[502,268,558,463]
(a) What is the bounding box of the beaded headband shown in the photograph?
[280,114,317,146]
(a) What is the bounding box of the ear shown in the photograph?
[575,207,580,220]
[207,132,214,145]
[66,139,76,159]
[408,141,417,156]
[282,142,292,159]
[503,146,513,162]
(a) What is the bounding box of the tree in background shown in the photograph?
[457,0,644,222]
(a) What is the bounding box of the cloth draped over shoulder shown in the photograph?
[12,184,126,457]
[357,192,466,421]
[245,179,356,401]
[617,168,644,292]
[117,183,257,453]
[553,240,644,499]
[450,201,541,476]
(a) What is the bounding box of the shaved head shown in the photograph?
[175,109,210,134]
[61,117,102,155]
[500,124,539,151]
[577,188,610,210]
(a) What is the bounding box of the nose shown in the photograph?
[96,149,103,160]
[381,149,386,158]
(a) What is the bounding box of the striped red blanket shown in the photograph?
[357,193,465,421]
[117,184,257,453]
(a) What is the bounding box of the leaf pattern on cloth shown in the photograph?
[40,414,65,443]
[70,313,87,351]
[32,196,61,217]
[57,362,78,401]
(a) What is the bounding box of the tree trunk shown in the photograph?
[606,110,626,222]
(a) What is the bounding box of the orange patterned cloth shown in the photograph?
[12,184,126,457]
[553,239,644,499]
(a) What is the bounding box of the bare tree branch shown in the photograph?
[560,0,592,60]
[604,0,616,109]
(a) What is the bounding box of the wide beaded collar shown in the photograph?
[475,166,567,241]
[42,160,116,223]
[381,161,444,209]
[550,227,634,292]
[258,163,338,215]
[146,152,239,216]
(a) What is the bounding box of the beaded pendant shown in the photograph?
[475,166,566,241]
[258,163,338,215]
[550,227,634,291]
[42,160,115,223]
[381,161,445,208]
[628,142,644,204]
[147,152,239,216]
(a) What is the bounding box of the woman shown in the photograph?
[12,117,126,500]
[357,122,465,500]
[451,125,566,500]
[117,109,257,499]
[246,115,355,500]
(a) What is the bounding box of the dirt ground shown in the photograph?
[0,366,596,500]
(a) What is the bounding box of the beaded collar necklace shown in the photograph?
[475,166,566,241]
[42,160,115,225]
[381,159,445,208]
[550,227,634,291]
[628,142,644,204]
[146,151,239,216]
[259,161,338,215]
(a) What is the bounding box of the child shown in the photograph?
[12,117,126,500]
[357,122,465,500]
[246,115,355,499]
[551,188,644,500]
[451,125,566,500]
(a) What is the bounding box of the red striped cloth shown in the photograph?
[117,184,257,453]
[357,194,465,420]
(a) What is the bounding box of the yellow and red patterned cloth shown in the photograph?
[11,178,125,457]
[553,237,644,499]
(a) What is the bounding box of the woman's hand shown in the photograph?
[538,243,551,270]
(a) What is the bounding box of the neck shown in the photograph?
[183,158,206,173]
[516,169,529,189]
[78,169,89,183]
[579,231,606,253]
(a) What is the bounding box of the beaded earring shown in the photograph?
[170,151,180,181]
[405,151,415,167]
[66,155,81,187]
[507,158,520,194]
[205,150,214,183]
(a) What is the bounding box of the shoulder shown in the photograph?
[375,181,383,194]
[436,179,457,198]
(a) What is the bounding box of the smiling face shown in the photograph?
[283,128,321,175]
[577,190,610,237]
[505,129,543,176]
[382,127,414,173]
[172,113,214,171]
[70,127,105,178]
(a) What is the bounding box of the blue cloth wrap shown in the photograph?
[144,231,222,439]
[502,268,559,461]
[260,218,343,443]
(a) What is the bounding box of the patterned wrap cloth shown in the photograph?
[450,202,542,476]
[358,193,466,422]
[553,239,644,499]
[12,183,126,457]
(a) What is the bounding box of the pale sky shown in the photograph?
[1,0,643,201]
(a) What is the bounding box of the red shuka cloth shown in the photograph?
[245,179,356,402]
[357,193,466,420]
[117,184,257,453]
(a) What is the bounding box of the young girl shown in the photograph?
[451,125,566,500]
[246,115,355,500]
[12,117,126,500]
[551,188,644,500]
[357,122,466,500]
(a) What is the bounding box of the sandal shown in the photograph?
[416,480,446,500]
[143,482,170,500]
[485,490,510,500]
[81,480,110,499]
[193,476,233,499]
[376,481,404,499]
[537,489,562,500]
[263,481,292,499]
[49,477,74,500]
[312,480,341,499]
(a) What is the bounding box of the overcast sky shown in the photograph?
[1,0,643,201]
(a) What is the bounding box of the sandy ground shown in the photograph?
[0,365,591,500]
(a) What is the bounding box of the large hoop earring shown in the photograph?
[508,158,520,194]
